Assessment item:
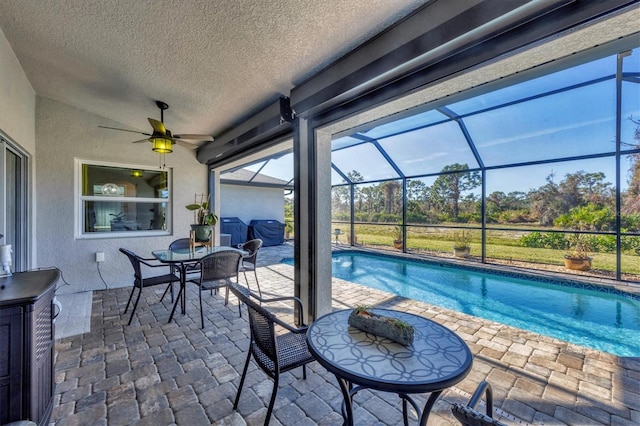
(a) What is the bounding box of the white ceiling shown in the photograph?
[0,0,429,140]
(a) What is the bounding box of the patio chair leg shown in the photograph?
[402,397,409,426]
[265,376,279,425]
[127,287,143,325]
[234,351,252,409]
[199,287,205,329]
[159,282,174,303]
[168,285,184,323]
[243,268,262,300]
[253,269,262,299]
[124,286,136,314]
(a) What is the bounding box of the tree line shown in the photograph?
[332,129,640,237]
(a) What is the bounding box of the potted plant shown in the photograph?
[185,193,218,242]
[564,232,592,271]
[393,225,403,250]
[452,230,472,258]
[284,221,293,239]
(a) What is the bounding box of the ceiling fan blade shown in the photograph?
[148,118,167,135]
[98,125,150,136]
[131,138,151,144]
[174,134,214,142]
[174,139,201,150]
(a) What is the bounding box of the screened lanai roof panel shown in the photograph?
[361,109,448,139]
[621,49,640,152]
[332,142,400,182]
[332,136,365,150]
[448,55,617,116]
[622,79,640,151]
[377,120,479,176]
[623,47,640,74]
[331,167,346,185]
[464,79,617,167]
[255,152,294,182]
[221,168,289,186]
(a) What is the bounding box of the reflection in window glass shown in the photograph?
[465,81,617,166]
[332,142,400,182]
[78,161,170,237]
[378,121,479,176]
[84,201,167,232]
[82,165,168,198]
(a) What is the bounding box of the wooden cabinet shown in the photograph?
[0,270,59,426]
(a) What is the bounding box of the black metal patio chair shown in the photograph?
[231,285,314,425]
[119,248,180,325]
[238,238,263,297]
[169,237,200,275]
[186,250,242,328]
[451,381,507,426]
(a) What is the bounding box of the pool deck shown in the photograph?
[51,243,640,425]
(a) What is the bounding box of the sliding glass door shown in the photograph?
[1,136,28,272]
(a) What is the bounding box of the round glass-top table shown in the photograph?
[306,308,473,425]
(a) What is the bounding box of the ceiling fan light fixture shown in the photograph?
[151,137,173,153]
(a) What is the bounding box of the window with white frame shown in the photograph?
[76,160,171,238]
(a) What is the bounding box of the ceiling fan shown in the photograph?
[98,100,214,152]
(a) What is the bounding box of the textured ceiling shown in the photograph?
[0,0,429,140]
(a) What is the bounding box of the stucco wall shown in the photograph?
[0,27,37,265]
[36,97,209,294]
[0,27,36,152]
[219,185,284,224]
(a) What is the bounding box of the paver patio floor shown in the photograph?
[51,243,640,425]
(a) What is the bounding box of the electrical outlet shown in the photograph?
[95,252,105,262]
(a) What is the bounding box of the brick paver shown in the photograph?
[50,244,640,425]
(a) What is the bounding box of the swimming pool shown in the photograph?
[292,251,640,356]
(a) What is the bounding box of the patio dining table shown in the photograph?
[306,308,473,426]
[152,245,247,322]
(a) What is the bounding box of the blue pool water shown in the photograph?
[287,251,640,356]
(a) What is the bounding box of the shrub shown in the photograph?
[520,232,566,250]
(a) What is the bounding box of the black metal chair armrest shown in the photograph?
[271,315,309,333]
[255,294,305,325]
[228,283,306,325]
[451,381,506,426]
[468,381,493,415]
